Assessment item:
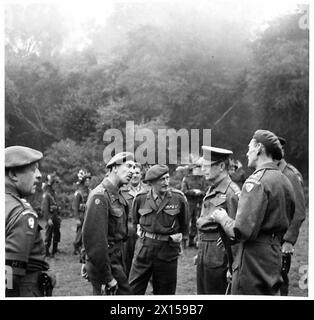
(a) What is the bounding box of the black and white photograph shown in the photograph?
[3,0,310,300]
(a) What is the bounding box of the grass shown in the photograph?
[50,212,308,297]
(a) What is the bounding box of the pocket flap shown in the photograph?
[111,207,123,217]
[163,208,180,216]
[138,208,153,216]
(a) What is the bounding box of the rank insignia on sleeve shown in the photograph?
[28,217,35,229]
[245,183,254,192]
[95,198,100,205]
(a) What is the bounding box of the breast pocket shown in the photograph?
[161,208,180,227]
[138,208,153,226]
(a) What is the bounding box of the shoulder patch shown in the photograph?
[244,183,255,192]
[27,217,35,229]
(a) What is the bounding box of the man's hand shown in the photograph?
[282,241,294,255]
[170,233,183,243]
[46,271,57,287]
[193,255,198,265]
[81,264,88,280]
[47,218,53,226]
[76,219,82,226]
[211,208,228,224]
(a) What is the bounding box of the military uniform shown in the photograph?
[278,158,306,295]
[181,174,206,246]
[196,175,240,294]
[82,178,132,295]
[73,186,89,253]
[129,186,189,295]
[219,162,295,295]
[41,186,61,256]
[120,182,150,276]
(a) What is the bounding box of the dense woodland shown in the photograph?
[5,3,309,212]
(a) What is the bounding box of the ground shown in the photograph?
[50,212,308,297]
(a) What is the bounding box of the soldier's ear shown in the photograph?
[8,168,19,182]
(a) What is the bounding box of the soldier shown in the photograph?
[82,152,135,295]
[277,137,306,296]
[181,160,207,247]
[41,172,61,257]
[195,146,240,294]
[73,170,91,255]
[212,130,295,295]
[5,146,55,297]
[129,165,189,295]
[120,163,149,276]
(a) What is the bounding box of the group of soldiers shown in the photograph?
[5,129,306,297]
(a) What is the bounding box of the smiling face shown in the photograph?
[116,160,136,185]
[151,173,170,196]
[15,162,42,196]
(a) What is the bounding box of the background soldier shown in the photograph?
[5,146,55,297]
[181,159,206,247]
[120,162,149,276]
[129,165,189,295]
[228,158,247,189]
[195,146,240,294]
[41,172,61,257]
[212,130,295,295]
[73,169,91,255]
[82,152,135,295]
[277,137,306,296]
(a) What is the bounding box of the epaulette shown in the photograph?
[244,169,265,185]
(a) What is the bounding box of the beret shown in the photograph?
[199,146,233,165]
[106,152,134,168]
[5,146,43,168]
[144,164,169,182]
[253,130,282,160]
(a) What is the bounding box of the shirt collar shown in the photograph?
[254,161,279,173]
[5,181,20,197]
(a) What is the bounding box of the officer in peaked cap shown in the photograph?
[129,164,189,295]
[5,146,54,297]
[211,130,295,295]
[195,145,240,294]
[276,136,306,296]
[82,151,135,295]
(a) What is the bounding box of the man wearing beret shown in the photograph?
[276,137,306,296]
[128,164,189,295]
[5,146,54,296]
[195,146,240,294]
[41,172,61,257]
[82,152,135,295]
[181,157,207,248]
[212,130,295,295]
[120,163,149,277]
